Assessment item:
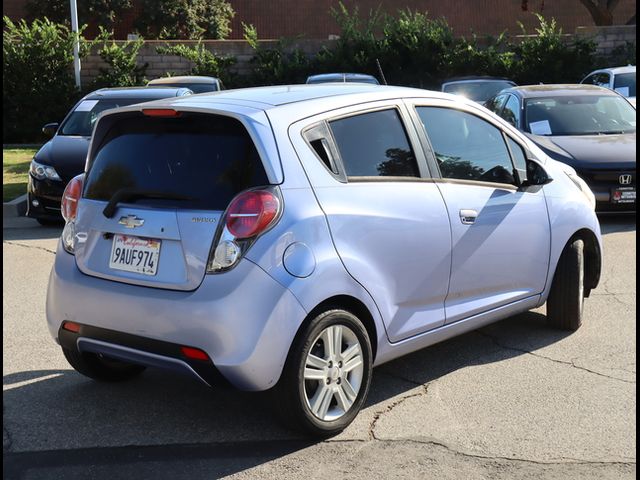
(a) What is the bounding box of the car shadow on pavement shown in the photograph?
[2,216,63,242]
[3,311,573,479]
[598,214,636,234]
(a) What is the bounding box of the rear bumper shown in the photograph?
[46,245,308,391]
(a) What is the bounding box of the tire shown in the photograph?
[547,239,585,331]
[273,309,373,437]
[62,347,146,382]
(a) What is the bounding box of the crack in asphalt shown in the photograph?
[476,331,635,384]
[367,383,430,441]
[373,438,637,466]
[3,240,56,255]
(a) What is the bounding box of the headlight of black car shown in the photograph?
[30,159,62,181]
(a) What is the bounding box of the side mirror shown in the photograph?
[520,159,553,187]
[42,123,59,138]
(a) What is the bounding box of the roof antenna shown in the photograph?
[376,58,388,85]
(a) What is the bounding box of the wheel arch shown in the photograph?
[570,228,602,297]
[296,295,379,362]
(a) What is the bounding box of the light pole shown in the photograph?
[70,0,81,89]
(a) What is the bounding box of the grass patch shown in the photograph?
[3,148,37,202]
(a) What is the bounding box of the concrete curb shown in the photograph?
[3,194,28,218]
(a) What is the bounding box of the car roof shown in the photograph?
[500,84,620,98]
[587,65,636,75]
[137,84,456,110]
[84,86,191,100]
[148,76,220,85]
[442,76,516,85]
[306,73,379,82]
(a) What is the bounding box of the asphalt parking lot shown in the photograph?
[3,215,636,480]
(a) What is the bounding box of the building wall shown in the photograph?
[3,0,636,40]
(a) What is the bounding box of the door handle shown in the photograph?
[459,209,478,225]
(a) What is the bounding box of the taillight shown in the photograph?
[226,190,279,239]
[61,174,84,222]
[207,188,282,273]
[142,109,181,117]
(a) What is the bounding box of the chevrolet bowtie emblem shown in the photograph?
[118,215,145,228]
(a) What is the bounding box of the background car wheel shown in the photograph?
[62,347,146,382]
[273,309,373,437]
[547,238,585,331]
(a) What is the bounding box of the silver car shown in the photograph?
[47,84,602,436]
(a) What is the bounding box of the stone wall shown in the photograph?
[80,39,332,85]
[78,26,635,86]
[575,25,637,56]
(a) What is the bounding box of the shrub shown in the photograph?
[92,28,148,88]
[134,0,234,40]
[155,42,236,84]
[3,16,88,143]
[605,41,636,67]
[511,14,598,84]
[241,23,313,86]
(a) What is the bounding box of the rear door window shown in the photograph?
[328,109,420,178]
[84,113,269,210]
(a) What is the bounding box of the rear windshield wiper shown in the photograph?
[103,188,195,218]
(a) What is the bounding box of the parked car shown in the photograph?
[486,84,636,212]
[581,65,636,105]
[306,73,380,84]
[147,75,224,93]
[47,84,602,437]
[27,87,192,225]
[441,76,517,105]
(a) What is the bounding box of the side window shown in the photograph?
[582,74,597,85]
[417,107,516,186]
[486,94,508,114]
[303,122,340,175]
[595,73,611,87]
[329,109,420,178]
[501,95,521,127]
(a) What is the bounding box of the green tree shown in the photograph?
[92,28,148,88]
[25,0,132,29]
[135,0,234,40]
[3,17,89,142]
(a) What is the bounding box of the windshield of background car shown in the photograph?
[59,98,154,136]
[613,73,636,97]
[443,81,515,102]
[524,95,636,136]
[83,113,268,210]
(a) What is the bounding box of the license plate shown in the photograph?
[109,234,161,276]
[611,187,636,204]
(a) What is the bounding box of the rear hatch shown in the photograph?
[73,110,273,291]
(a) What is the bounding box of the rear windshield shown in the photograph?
[154,83,218,93]
[443,81,515,102]
[84,113,269,210]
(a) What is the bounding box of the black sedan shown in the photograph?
[486,84,636,212]
[27,87,192,224]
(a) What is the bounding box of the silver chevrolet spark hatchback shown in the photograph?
[46,85,602,436]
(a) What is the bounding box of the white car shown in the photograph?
[581,65,636,105]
